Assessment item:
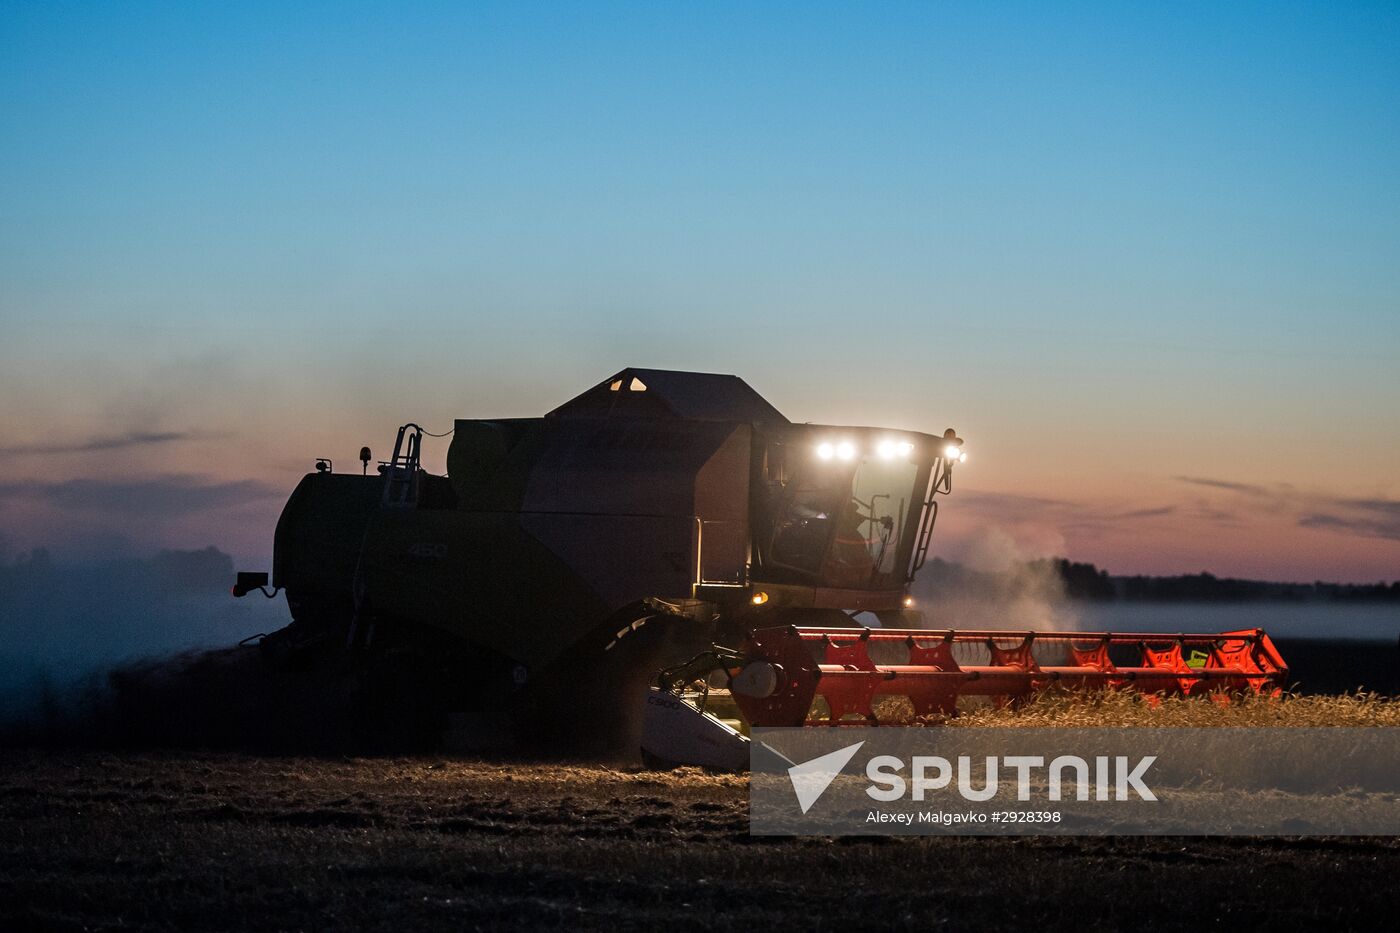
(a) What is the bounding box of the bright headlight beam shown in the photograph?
[835,440,856,461]
[876,439,897,460]
[816,442,834,461]
[943,443,961,460]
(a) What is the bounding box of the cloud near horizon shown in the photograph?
[937,478,1400,580]
[952,490,1208,536]
[0,474,280,519]
[1173,477,1273,496]
[1298,500,1400,543]
[1176,477,1400,544]
[955,479,1400,549]
[0,430,219,458]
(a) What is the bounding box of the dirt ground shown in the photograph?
[3,749,1399,932]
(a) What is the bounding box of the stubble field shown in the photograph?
[4,715,1400,933]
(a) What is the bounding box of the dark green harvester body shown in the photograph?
[240,367,961,752]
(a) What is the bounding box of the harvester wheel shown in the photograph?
[349,648,451,752]
[347,620,510,753]
[511,612,710,761]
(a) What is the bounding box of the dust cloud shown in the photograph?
[0,546,289,732]
[911,527,1080,632]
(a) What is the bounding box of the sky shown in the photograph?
[1,1,1398,582]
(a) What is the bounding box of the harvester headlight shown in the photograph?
[751,591,769,606]
[897,441,915,458]
[835,440,856,461]
[903,595,914,608]
[816,442,834,461]
[958,450,967,463]
[943,443,961,460]
[876,439,898,460]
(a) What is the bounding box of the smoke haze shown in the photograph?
[0,546,288,723]
[912,526,1079,631]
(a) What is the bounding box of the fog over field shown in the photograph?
[0,546,288,720]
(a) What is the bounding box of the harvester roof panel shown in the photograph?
[547,368,789,424]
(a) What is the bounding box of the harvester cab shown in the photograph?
[742,422,961,610]
[235,367,1286,764]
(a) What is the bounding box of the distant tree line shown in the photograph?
[917,557,1400,603]
[1030,558,1400,603]
[1029,559,1116,600]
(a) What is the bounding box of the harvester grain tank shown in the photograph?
[234,367,1287,764]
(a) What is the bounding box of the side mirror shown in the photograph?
[231,571,269,598]
[359,446,372,474]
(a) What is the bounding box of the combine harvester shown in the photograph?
[234,368,1287,766]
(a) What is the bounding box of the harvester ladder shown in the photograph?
[382,423,424,507]
[909,457,955,578]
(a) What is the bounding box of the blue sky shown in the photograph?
[2,1,1398,580]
